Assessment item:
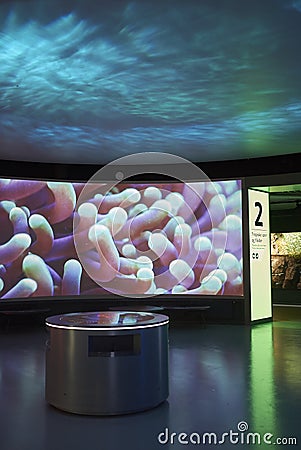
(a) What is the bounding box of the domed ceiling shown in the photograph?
[1,0,301,165]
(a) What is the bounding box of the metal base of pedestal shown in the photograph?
[45,311,169,415]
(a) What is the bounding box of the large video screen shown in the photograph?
[271,232,301,290]
[0,0,301,165]
[0,178,243,300]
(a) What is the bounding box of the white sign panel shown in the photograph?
[248,190,272,321]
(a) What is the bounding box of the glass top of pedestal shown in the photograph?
[46,311,169,328]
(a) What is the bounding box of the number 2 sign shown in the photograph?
[254,201,263,227]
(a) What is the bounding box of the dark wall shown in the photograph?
[1,153,301,182]
[270,211,301,233]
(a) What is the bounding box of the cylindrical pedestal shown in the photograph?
[45,311,169,415]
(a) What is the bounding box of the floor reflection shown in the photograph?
[0,319,300,450]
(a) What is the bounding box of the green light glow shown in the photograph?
[251,323,277,449]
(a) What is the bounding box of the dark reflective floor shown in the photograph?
[1,314,300,450]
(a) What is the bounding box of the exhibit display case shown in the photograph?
[45,311,169,415]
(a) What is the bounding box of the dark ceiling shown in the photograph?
[256,184,301,211]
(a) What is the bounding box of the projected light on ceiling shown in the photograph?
[0,0,301,165]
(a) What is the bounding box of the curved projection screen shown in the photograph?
[0,0,301,165]
[0,178,243,300]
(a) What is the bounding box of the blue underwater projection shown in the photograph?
[0,0,301,164]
